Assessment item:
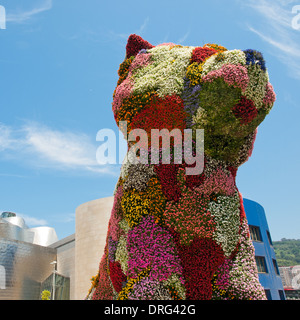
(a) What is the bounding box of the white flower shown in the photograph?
[202,49,246,76]
[115,234,129,274]
[244,64,269,109]
[120,148,139,180]
[133,45,194,97]
[208,192,241,256]
[192,107,208,127]
[163,273,186,300]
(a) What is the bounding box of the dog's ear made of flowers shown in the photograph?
[126,34,153,58]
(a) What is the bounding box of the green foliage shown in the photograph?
[197,78,242,134]
[194,78,267,163]
[273,239,300,267]
[41,290,51,300]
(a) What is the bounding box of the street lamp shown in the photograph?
[50,261,57,300]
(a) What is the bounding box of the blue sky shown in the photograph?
[0,0,299,241]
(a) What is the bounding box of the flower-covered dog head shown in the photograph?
[113,34,276,166]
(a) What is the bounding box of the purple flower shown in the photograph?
[138,49,148,54]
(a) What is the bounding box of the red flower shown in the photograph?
[109,261,127,293]
[131,95,187,133]
[126,34,154,58]
[170,230,225,300]
[227,166,238,179]
[183,161,205,189]
[232,96,258,124]
[238,192,247,225]
[191,47,217,64]
[130,94,187,149]
[92,254,114,300]
[154,164,181,202]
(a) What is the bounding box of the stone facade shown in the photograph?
[74,197,113,300]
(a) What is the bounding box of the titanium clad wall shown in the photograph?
[0,238,56,300]
[29,227,58,247]
[2,216,27,229]
[0,219,34,243]
[0,219,58,247]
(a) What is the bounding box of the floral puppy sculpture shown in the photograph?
[88,34,276,300]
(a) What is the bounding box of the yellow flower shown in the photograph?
[121,177,165,228]
[117,267,151,300]
[186,62,204,86]
[204,43,227,53]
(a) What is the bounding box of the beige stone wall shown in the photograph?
[75,197,113,300]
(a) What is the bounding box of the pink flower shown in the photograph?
[112,53,153,114]
[109,185,123,241]
[163,186,216,245]
[262,82,276,109]
[129,53,152,72]
[127,216,183,281]
[112,76,134,114]
[202,64,249,92]
[157,43,176,47]
[195,168,236,196]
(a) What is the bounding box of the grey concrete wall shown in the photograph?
[75,197,113,300]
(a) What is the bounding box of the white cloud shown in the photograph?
[177,30,190,45]
[245,0,293,28]
[0,123,13,151]
[107,17,150,42]
[247,26,300,57]
[0,209,49,227]
[0,173,27,178]
[6,0,52,24]
[18,213,48,227]
[240,0,300,79]
[0,121,119,176]
[68,17,150,45]
[137,17,150,35]
[23,123,97,168]
[52,212,75,224]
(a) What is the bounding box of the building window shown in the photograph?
[249,225,262,242]
[273,259,280,275]
[256,256,268,273]
[264,289,272,300]
[278,290,285,300]
[266,230,273,246]
[40,273,70,300]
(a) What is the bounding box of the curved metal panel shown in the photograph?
[0,220,34,243]
[29,227,58,247]
[2,216,27,229]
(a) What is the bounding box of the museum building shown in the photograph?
[0,198,285,300]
